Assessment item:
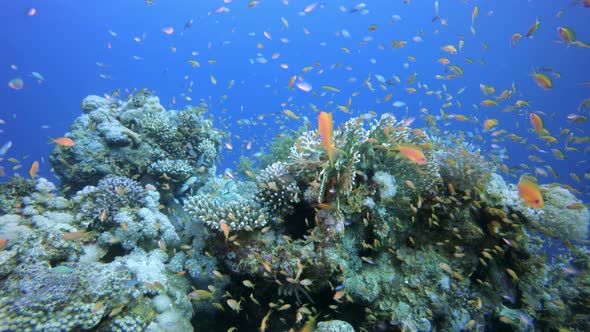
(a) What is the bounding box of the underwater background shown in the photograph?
[1,1,589,331]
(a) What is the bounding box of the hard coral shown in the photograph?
[50,94,222,198]
[433,141,494,192]
[0,260,137,331]
[184,177,268,232]
[256,162,301,217]
[535,185,589,242]
[76,176,147,227]
[148,159,195,181]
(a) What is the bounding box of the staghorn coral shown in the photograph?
[255,162,301,217]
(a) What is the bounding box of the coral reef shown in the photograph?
[49,91,223,202]
[483,173,589,242]
[533,185,589,242]
[2,95,588,332]
[0,177,191,331]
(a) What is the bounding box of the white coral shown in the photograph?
[373,171,398,199]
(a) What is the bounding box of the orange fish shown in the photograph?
[531,71,552,90]
[50,137,76,147]
[287,75,296,89]
[29,160,39,179]
[529,113,543,132]
[483,119,499,130]
[396,145,427,164]
[318,112,341,163]
[441,45,458,54]
[480,99,498,107]
[0,239,8,250]
[510,33,522,47]
[518,176,544,208]
[526,18,540,38]
[63,231,92,241]
[219,220,230,241]
[91,301,104,313]
[333,289,346,301]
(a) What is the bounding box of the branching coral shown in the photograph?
[74,175,147,228]
[148,159,195,181]
[184,177,268,232]
[288,113,441,213]
[288,118,365,205]
[255,162,301,218]
[432,139,494,192]
[6,91,588,332]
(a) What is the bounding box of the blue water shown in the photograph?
[1,1,589,195]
